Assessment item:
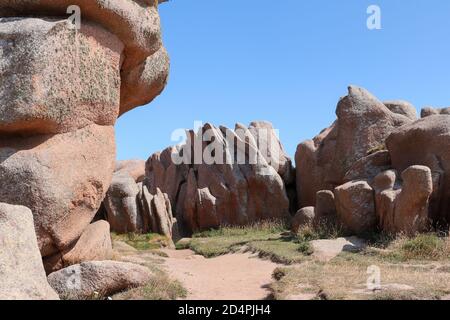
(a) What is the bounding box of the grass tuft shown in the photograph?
[387,233,450,261]
[111,232,173,251]
[113,272,187,300]
[187,220,312,263]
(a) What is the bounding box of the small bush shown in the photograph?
[297,240,314,255]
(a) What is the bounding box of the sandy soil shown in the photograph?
[160,249,280,300]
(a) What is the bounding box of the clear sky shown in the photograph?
[115,0,450,160]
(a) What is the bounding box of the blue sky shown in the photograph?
[116,0,450,160]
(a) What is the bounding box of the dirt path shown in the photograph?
[160,249,280,300]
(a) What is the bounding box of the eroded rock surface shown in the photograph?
[0,124,115,257]
[374,166,433,235]
[296,86,412,208]
[47,260,151,300]
[386,116,450,225]
[0,1,169,270]
[145,122,291,235]
[0,203,59,300]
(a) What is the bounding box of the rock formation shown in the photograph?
[334,181,376,235]
[374,166,433,235]
[104,169,176,239]
[147,121,292,235]
[296,86,414,208]
[0,1,169,267]
[386,115,450,227]
[43,220,113,274]
[104,121,292,236]
[115,159,146,182]
[294,86,450,235]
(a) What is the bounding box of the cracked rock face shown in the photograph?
[0,1,169,264]
[144,122,291,235]
[295,86,413,208]
[0,0,170,115]
[0,18,123,134]
[0,203,59,300]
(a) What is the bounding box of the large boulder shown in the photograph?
[296,86,412,207]
[0,1,169,271]
[47,261,151,300]
[139,185,175,238]
[343,151,391,184]
[0,0,162,61]
[0,124,115,257]
[246,121,294,184]
[43,220,113,274]
[421,107,450,118]
[103,171,176,238]
[291,207,315,233]
[0,0,169,114]
[383,100,417,121]
[0,18,123,135]
[115,159,146,182]
[386,115,450,225]
[0,203,59,300]
[104,172,142,234]
[374,166,433,235]
[315,190,337,222]
[334,181,377,235]
[144,122,291,235]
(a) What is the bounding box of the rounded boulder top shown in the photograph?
[0,0,170,115]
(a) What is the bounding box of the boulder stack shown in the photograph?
[295,86,413,208]
[104,121,292,236]
[0,1,169,268]
[295,86,450,235]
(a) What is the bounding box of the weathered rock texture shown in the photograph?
[0,18,123,135]
[115,159,146,182]
[334,181,376,234]
[386,115,450,226]
[43,220,113,274]
[47,260,152,300]
[0,0,169,115]
[0,124,115,257]
[103,171,176,239]
[0,203,59,300]
[104,121,292,236]
[421,107,450,118]
[0,0,169,270]
[146,122,291,235]
[296,86,413,208]
[291,207,315,233]
[374,166,433,235]
[295,86,449,235]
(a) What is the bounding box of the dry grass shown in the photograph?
[111,232,173,251]
[113,271,187,300]
[188,220,287,257]
[269,233,450,300]
[385,233,450,262]
[270,253,450,300]
[110,237,187,300]
[186,220,314,264]
[246,238,310,264]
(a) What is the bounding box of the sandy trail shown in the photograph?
[160,249,280,300]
